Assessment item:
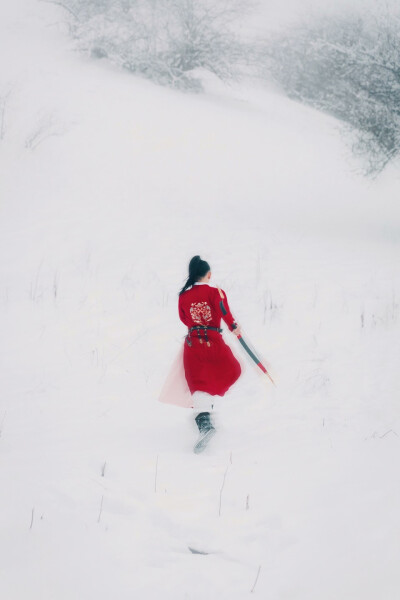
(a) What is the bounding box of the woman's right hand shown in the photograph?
[232,324,242,336]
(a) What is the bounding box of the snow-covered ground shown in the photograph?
[1,2,399,598]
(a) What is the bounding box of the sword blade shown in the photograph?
[237,335,276,387]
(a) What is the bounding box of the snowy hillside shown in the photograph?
[1,1,400,599]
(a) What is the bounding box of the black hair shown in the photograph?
[179,255,211,296]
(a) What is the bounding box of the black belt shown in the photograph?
[186,325,222,347]
[188,326,223,334]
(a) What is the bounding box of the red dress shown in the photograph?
[178,284,241,396]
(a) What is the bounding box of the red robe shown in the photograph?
[178,283,241,396]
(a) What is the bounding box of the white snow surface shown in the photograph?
[1,2,400,599]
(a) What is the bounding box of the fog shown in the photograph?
[249,0,394,32]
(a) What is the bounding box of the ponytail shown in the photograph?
[179,255,211,296]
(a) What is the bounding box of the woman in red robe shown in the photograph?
[177,255,242,452]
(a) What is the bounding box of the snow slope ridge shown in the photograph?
[0,2,399,599]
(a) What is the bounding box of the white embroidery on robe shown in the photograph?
[190,302,212,325]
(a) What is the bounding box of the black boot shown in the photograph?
[194,412,216,454]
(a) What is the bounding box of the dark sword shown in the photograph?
[235,329,276,386]
[218,288,276,386]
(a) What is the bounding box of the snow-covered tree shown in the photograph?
[264,6,400,174]
[48,0,253,91]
